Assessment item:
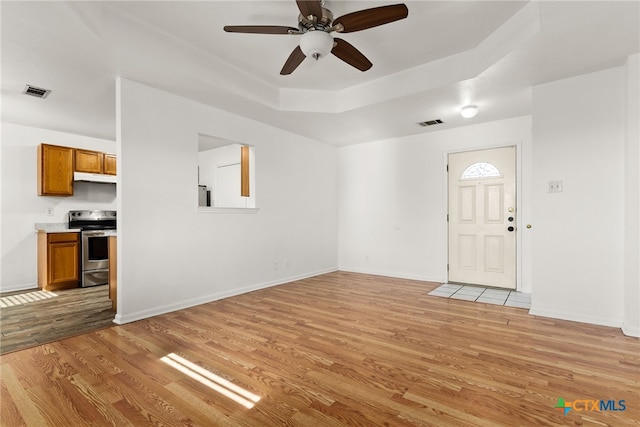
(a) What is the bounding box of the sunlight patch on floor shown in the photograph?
[0,290,58,308]
[161,353,260,409]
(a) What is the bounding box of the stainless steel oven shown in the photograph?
[69,210,116,287]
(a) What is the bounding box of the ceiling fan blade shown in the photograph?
[224,25,298,35]
[331,38,372,72]
[280,46,306,75]
[296,0,323,19]
[333,4,408,33]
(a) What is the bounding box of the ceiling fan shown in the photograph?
[223,1,409,75]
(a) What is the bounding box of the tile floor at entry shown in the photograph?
[428,283,531,309]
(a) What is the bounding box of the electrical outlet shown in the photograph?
[46,207,54,216]
[274,262,279,270]
[548,181,563,193]
[284,260,290,269]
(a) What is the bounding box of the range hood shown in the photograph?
[73,172,117,184]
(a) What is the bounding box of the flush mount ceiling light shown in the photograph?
[461,104,478,118]
[299,30,334,60]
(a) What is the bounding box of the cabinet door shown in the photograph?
[48,238,79,287]
[104,154,117,175]
[38,144,74,196]
[75,149,104,173]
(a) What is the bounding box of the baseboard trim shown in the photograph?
[0,283,38,294]
[113,267,338,325]
[621,322,640,338]
[338,266,442,283]
[529,304,623,330]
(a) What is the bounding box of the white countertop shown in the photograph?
[34,223,81,233]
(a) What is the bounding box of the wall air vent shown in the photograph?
[23,85,51,99]
[418,119,444,127]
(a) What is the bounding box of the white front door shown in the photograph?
[448,146,516,289]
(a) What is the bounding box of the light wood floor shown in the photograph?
[0,286,115,355]
[1,272,638,426]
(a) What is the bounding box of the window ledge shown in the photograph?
[196,207,260,214]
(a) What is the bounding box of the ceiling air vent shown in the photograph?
[418,119,444,127]
[23,85,51,99]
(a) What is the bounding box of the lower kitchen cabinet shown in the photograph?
[108,235,117,311]
[37,231,80,291]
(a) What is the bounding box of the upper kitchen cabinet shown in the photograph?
[104,154,117,175]
[75,149,116,175]
[37,144,117,196]
[37,143,74,196]
[75,149,104,173]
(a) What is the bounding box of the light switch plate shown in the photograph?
[548,181,563,193]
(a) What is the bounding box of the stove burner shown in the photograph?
[68,210,116,230]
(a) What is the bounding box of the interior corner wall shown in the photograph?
[0,122,116,292]
[530,67,626,328]
[623,53,640,337]
[115,79,338,323]
[337,116,532,284]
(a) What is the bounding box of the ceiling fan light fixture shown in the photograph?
[299,30,333,60]
[461,104,478,118]
[224,2,409,74]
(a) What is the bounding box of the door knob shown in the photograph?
[508,216,514,222]
[507,226,515,232]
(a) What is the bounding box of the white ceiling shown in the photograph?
[1,1,638,146]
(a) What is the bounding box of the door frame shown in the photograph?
[442,141,531,293]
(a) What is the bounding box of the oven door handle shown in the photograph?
[83,231,106,236]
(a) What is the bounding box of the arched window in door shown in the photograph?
[461,162,501,179]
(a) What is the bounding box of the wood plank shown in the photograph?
[1,286,114,354]
[1,272,639,426]
[240,145,250,197]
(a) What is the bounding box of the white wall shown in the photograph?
[338,116,533,287]
[530,67,626,328]
[623,54,640,337]
[115,79,338,323]
[3,68,635,337]
[0,122,116,292]
[338,65,634,335]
